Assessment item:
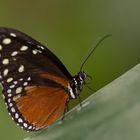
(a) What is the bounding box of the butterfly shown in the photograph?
[0,27,110,132]
[0,27,88,132]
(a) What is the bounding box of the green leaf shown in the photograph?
[25,64,140,140]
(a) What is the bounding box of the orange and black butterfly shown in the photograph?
[0,27,110,132]
[0,27,88,131]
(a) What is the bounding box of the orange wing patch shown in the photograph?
[15,86,69,129]
[40,72,69,88]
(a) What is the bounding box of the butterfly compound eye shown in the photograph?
[78,72,87,81]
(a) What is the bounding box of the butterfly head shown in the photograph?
[69,72,87,99]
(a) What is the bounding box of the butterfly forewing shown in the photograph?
[0,28,72,131]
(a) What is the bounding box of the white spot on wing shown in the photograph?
[10,33,16,37]
[14,81,18,84]
[27,77,31,81]
[9,103,13,107]
[2,38,11,45]
[2,58,9,65]
[35,128,40,131]
[16,87,22,94]
[37,45,45,50]
[7,89,12,93]
[23,82,28,86]
[28,126,32,129]
[10,84,15,89]
[7,77,13,83]
[11,107,15,112]
[8,93,12,97]
[41,46,45,50]
[3,69,9,76]
[15,113,19,119]
[32,50,38,55]
[32,126,35,130]
[8,98,11,103]
[18,118,23,123]
[18,65,24,73]
[19,78,23,81]
[20,46,28,51]
[23,123,28,128]
[11,51,18,56]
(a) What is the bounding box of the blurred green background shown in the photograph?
[0,0,140,140]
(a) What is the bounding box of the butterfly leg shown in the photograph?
[61,101,69,121]
[78,96,82,107]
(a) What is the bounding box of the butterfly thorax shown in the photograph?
[69,72,87,99]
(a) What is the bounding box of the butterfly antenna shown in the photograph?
[80,34,112,71]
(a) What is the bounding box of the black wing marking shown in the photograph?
[0,27,73,88]
[0,27,72,80]
[0,27,72,131]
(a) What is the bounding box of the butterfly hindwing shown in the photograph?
[3,85,69,131]
[0,27,72,131]
[15,86,69,130]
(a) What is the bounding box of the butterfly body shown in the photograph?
[0,28,86,131]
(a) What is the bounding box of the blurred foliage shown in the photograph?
[0,0,140,140]
[25,64,140,140]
